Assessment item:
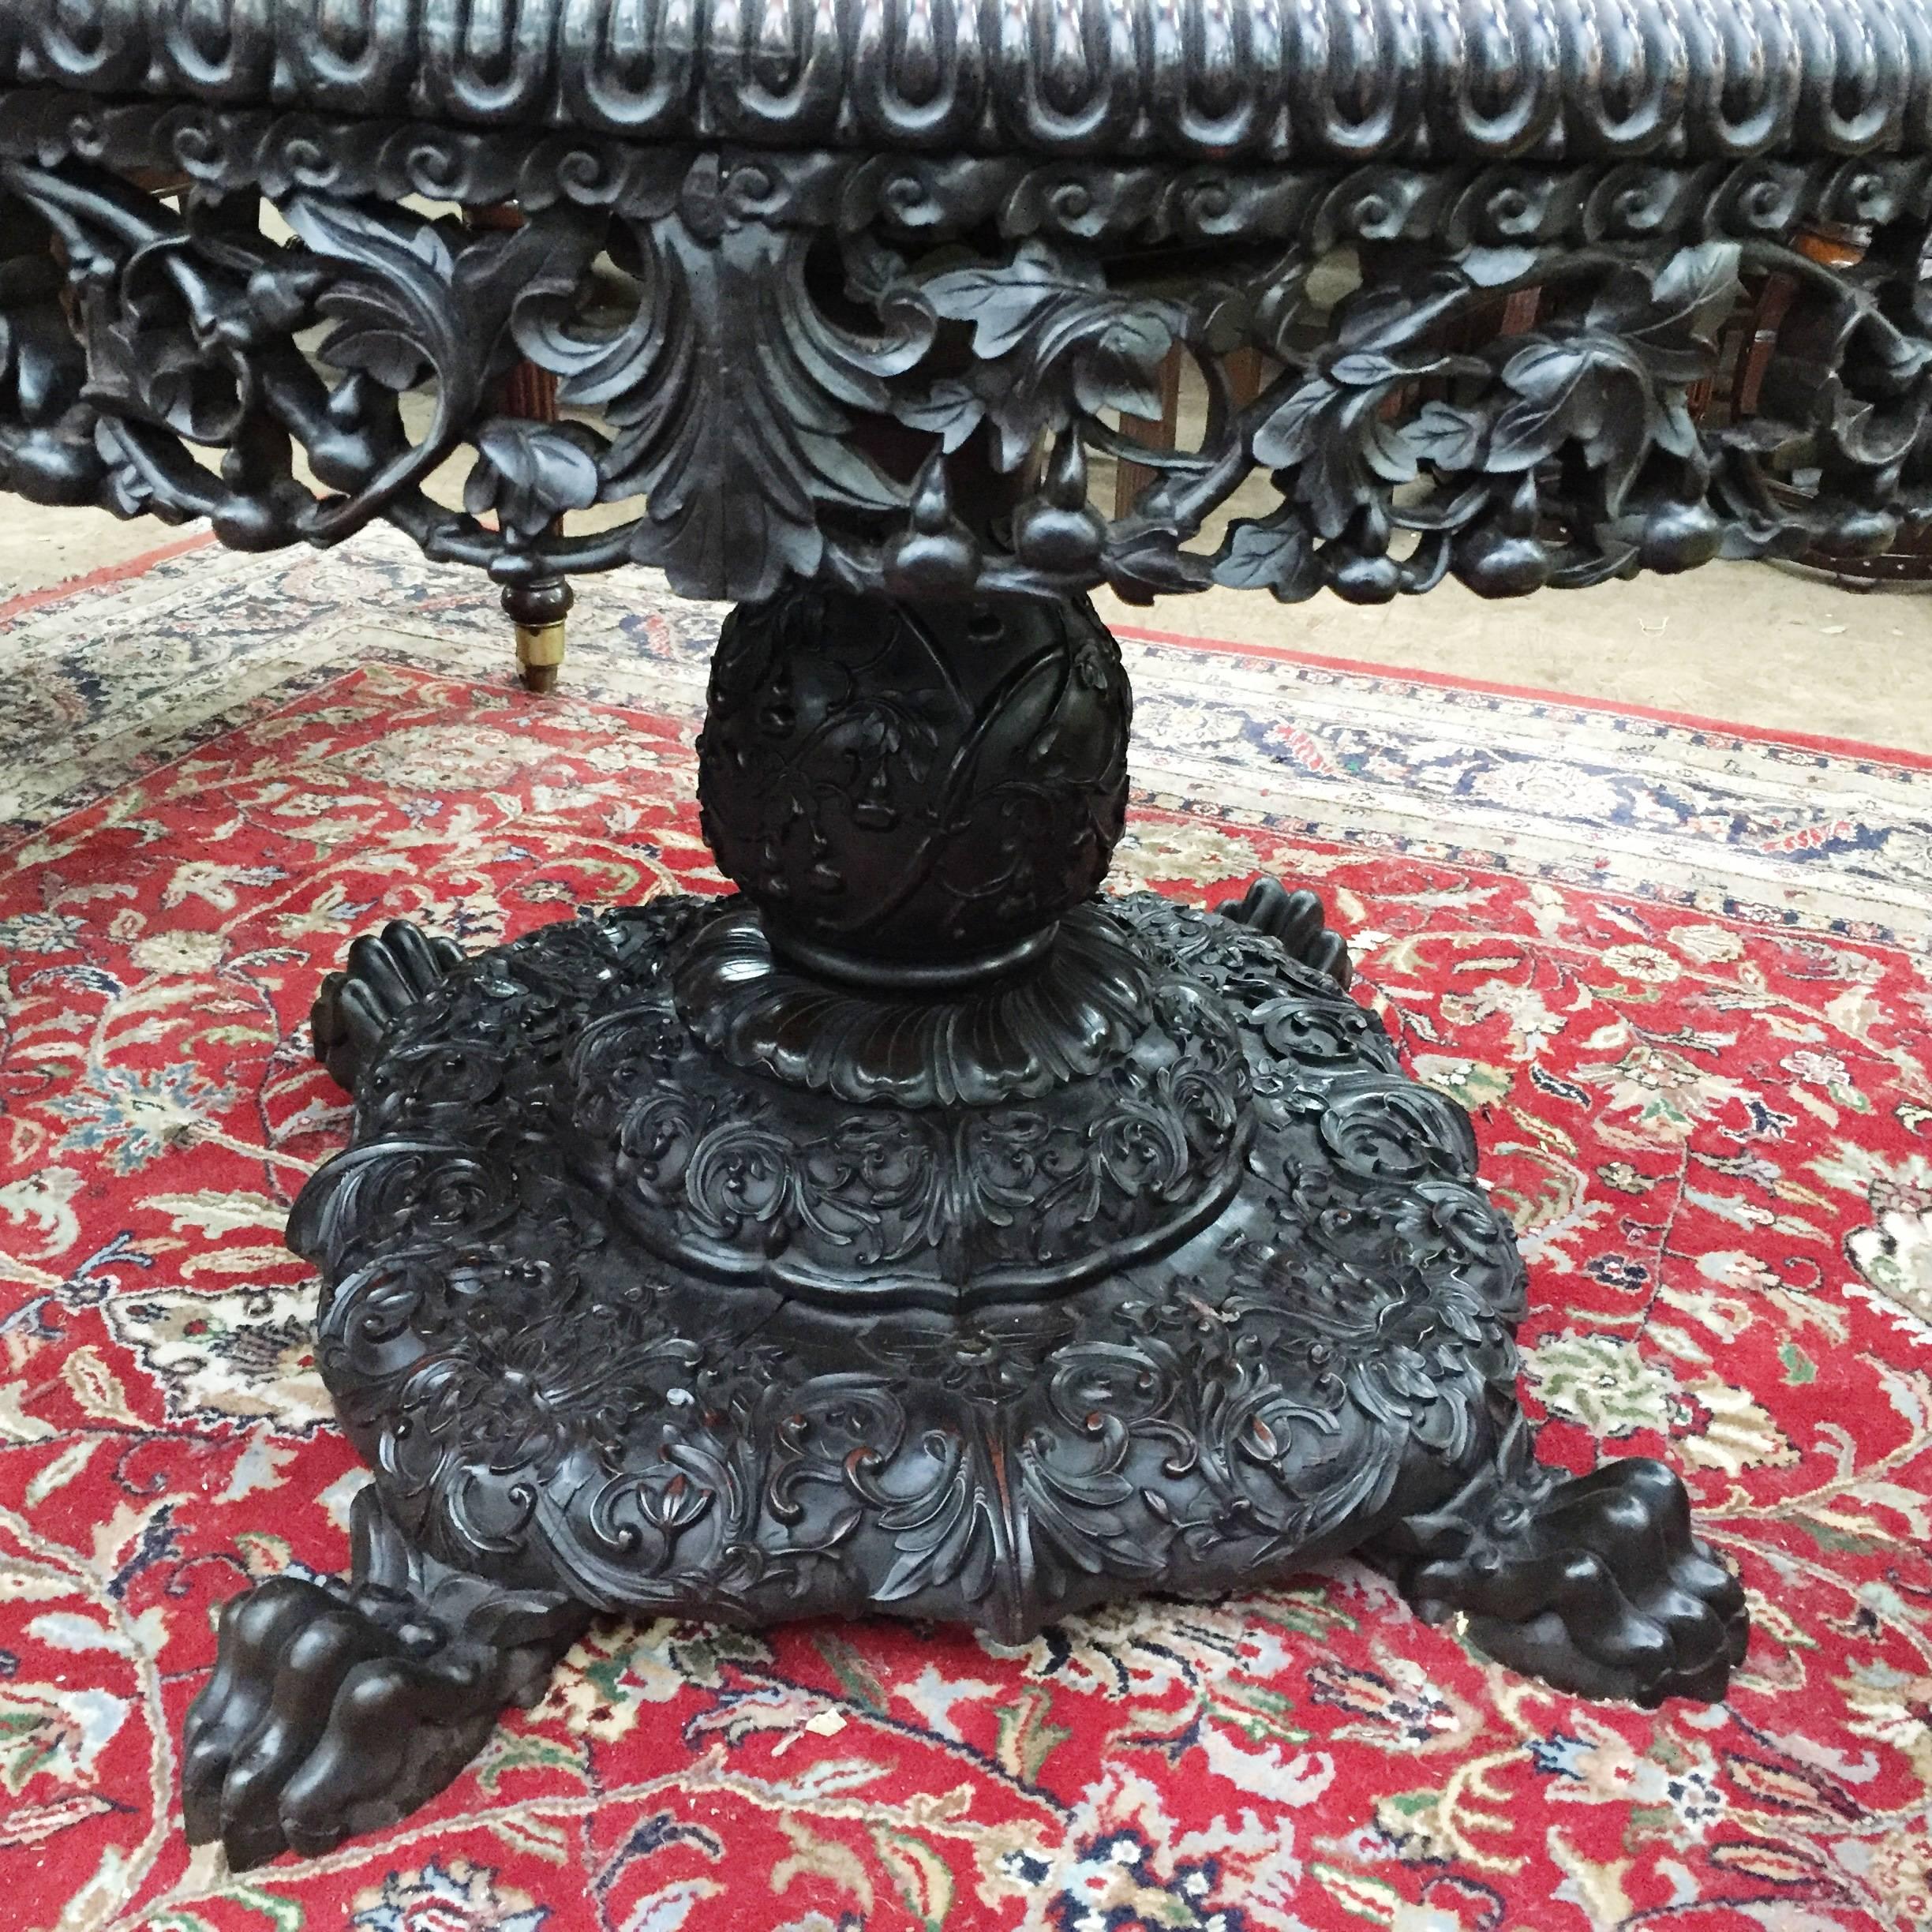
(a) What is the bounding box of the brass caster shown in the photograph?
[504,578,572,695]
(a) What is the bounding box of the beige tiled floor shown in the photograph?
[6,500,1932,753]
[1099,565,1932,751]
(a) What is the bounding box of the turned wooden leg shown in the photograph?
[465,201,576,691]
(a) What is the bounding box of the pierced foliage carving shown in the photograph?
[2,107,1930,603]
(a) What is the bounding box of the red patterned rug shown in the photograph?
[6,532,1932,1932]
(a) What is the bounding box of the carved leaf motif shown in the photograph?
[278,890,1546,1631]
[280,193,604,542]
[1405,400,1486,472]
[1598,242,1743,359]
[1100,530,1215,603]
[526,217,916,601]
[0,169,211,441]
[1490,346,1691,521]
[893,377,984,455]
[466,417,604,539]
[907,238,1185,470]
[871,1449,998,1604]
[1253,380,1420,540]
[1211,515,1322,601]
[285,198,462,395]
[1462,245,1541,289]
[1461,242,1740,521]
[1243,273,1489,548]
[922,240,1114,360]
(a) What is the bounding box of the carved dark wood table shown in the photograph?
[13,0,1932,1869]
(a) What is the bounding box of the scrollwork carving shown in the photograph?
[293,889,1531,1638]
[2,111,1930,604]
[563,898,1253,1308]
[0,30,1777,1864]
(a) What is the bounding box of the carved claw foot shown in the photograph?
[1215,874,1353,988]
[310,919,463,1095]
[182,1488,587,1869]
[1376,1424,1748,1705]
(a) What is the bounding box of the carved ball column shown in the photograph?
[695,588,1132,989]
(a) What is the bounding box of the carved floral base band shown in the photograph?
[15,4,1930,1857]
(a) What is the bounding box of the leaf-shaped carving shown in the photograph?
[903,239,1187,471]
[466,417,604,539]
[1474,242,1739,517]
[1100,530,1215,603]
[1488,345,1690,516]
[1211,513,1322,601]
[11,163,252,447]
[1252,378,1421,540]
[283,193,603,543]
[526,212,929,602]
[1405,399,1485,472]
[862,1437,1000,1604]
[1245,276,1488,545]
[1593,242,1743,365]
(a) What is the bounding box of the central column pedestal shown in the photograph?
[181,587,1748,1870]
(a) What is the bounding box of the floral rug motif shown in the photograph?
[4,531,1932,1932]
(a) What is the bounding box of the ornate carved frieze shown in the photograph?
[2,98,1930,605]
